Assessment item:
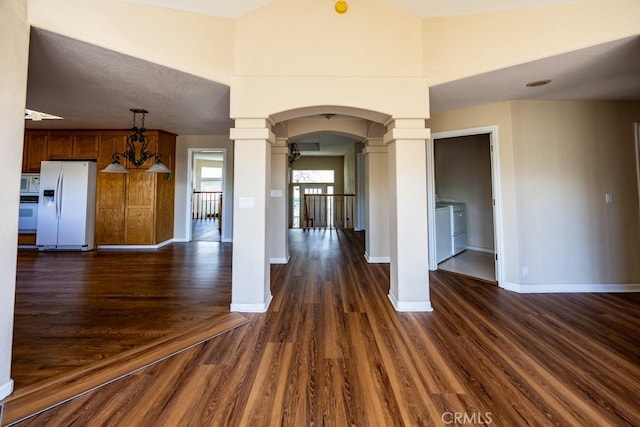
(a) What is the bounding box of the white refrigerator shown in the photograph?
[36,161,97,251]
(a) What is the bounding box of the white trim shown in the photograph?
[270,255,290,264]
[98,239,173,250]
[230,293,273,313]
[172,238,190,243]
[364,252,390,263]
[635,123,640,239]
[387,292,433,312]
[17,245,37,250]
[466,245,495,254]
[187,148,228,243]
[222,237,233,243]
[0,379,13,400]
[500,282,640,293]
[427,126,505,287]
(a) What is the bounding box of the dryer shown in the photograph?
[436,202,467,259]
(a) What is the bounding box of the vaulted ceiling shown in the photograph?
[25,0,640,146]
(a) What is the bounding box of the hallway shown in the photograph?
[5,230,640,425]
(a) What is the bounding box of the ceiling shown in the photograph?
[122,0,589,19]
[24,1,640,155]
[25,29,233,135]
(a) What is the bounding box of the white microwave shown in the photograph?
[20,174,40,195]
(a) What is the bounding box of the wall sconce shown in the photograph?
[102,108,171,173]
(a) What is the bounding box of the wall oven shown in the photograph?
[19,174,40,233]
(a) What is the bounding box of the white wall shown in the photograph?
[430,100,640,290]
[174,135,234,242]
[511,100,640,286]
[0,0,29,399]
[235,0,423,77]
[28,0,234,84]
[423,0,640,85]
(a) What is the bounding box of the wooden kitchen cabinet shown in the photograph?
[21,129,176,246]
[47,134,74,159]
[22,131,48,172]
[94,130,176,246]
[72,134,99,159]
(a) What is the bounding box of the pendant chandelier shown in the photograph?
[101,108,171,173]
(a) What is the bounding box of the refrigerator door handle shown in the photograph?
[58,172,64,218]
[55,172,61,218]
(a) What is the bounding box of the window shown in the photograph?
[292,170,335,183]
[200,166,223,192]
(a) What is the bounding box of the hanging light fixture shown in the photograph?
[101,108,171,173]
[288,143,301,167]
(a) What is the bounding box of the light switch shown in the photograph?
[605,192,613,204]
[239,197,255,208]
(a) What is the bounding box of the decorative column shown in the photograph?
[229,119,274,312]
[269,137,289,264]
[0,0,29,399]
[384,119,433,312]
[363,137,390,263]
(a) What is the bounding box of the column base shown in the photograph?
[270,254,290,264]
[364,252,390,263]
[0,378,14,400]
[230,293,273,313]
[387,291,433,312]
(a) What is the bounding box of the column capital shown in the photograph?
[383,118,430,145]
[362,137,387,155]
[230,118,275,144]
[274,137,288,147]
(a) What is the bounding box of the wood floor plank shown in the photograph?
[5,229,640,426]
[2,313,247,425]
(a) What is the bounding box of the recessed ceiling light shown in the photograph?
[25,109,63,121]
[526,79,552,88]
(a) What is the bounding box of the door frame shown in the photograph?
[635,123,640,238]
[426,125,504,284]
[185,148,227,242]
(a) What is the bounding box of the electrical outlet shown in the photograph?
[522,266,529,277]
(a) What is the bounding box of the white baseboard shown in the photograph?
[230,293,273,313]
[98,239,174,250]
[0,379,13,400]
[17,245,37,250]
[500,281,640,293]
[466,246,495,254]
[270,255,290,264]
[222,237,233,243]
[387,292,433,312]
[172,238,189,243]
[364,252,390,264]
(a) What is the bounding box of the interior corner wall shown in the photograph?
[511,100,640,286]
[174,135,234,242]
[344,144,357,194]
[0,0,29,399]
[422,0,640,86]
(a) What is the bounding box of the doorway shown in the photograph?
[190,150,225,242]
[427,126,503,284]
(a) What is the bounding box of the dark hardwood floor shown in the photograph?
[11,241,232,388]
[4,229,640,426]
[192,218,221,242]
